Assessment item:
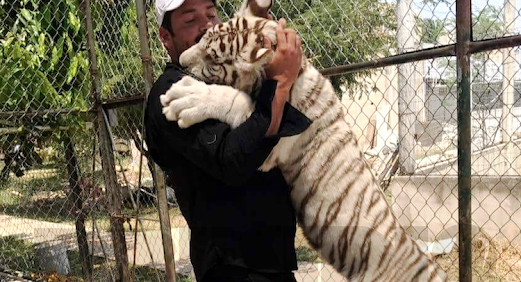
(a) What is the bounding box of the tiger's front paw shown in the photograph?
[159,76,206,108]
[160,76,254,129]
[160,76,211,127]
[162,94,212,128]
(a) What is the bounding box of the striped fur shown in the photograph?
[161,0,447,281]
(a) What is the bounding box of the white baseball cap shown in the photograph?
[155,0,217,26]
[156,0,185,26]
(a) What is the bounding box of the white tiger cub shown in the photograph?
[160,0,448,281]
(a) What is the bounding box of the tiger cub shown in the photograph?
[160,0,447,281]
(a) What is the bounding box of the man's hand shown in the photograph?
[265,18,302,93]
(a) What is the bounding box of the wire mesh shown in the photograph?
[1,0,521,281]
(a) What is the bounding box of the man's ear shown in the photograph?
[159,27,174,49]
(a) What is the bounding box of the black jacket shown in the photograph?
[144,63,311,281]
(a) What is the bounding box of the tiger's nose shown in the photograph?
[196,22,214,43]
[200,21,214,33]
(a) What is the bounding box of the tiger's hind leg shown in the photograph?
[258,136,298,172]
[258,151,276,172]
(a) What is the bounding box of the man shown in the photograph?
[145,0,310,281]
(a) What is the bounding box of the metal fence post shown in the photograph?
[65,134,93,282]
[134,1,178,281]
[456,0,472,281]
[502,0,516,144]
[98,109,132,282]
[78,0,131,281]
[396,0,418,175]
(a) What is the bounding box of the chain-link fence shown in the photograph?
[1,0,521,281]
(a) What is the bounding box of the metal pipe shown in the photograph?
[456,0,472,281]
[103,95,146,109]
[320,45,456,77]
[320,34,521,78]
[469,34,521,54]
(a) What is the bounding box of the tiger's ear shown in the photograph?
[236,47,273,73]
[251,47,273,65]
[237,0,273,18]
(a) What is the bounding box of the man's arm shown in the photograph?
[265,18,302,136]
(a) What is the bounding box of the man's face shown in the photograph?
[160,0,221,62]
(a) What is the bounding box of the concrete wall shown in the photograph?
[390,175,521,243]
[472,141,521,176]
[419,139,521,176]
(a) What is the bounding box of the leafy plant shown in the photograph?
[0,0,91,160]
[418,18,449,44]
[91,0,145,100]
[0,0,90,116]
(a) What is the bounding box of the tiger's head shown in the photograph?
[179,16,278,95]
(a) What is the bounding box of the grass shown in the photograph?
[296,246,319,262]
[0,236,38,271]
[0,235,193,282]
[0,167,76,223]
[68,250,194,282]
[0,164,185,232]
[434,233,521,282]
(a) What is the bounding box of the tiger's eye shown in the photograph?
[256,35,264,46]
